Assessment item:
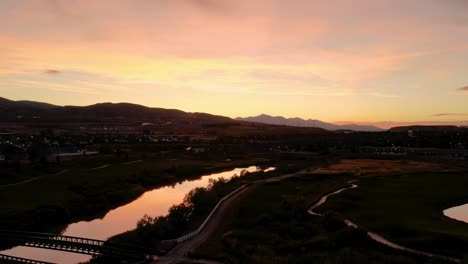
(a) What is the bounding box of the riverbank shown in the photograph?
[193,173,442,263]
[186,159,467,263]
[0,155,271,238]
[308,181,461,263]
[318,170,468,259]
[86,160,321,263]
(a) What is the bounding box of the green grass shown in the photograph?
[319,171,468,258]
[193,173,440,264]
[0,154,129,185]
[105,160,319,242]
[0,154,266,231]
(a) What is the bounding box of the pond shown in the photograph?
[444,203,468,224]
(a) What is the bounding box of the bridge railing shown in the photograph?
[0,230,158,259]
[0,253,54,264]
[160,181,255,245]
[160,170,300,247]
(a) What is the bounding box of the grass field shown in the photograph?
[188,159,468,263]
[0,153,268,232]
[319,171,468,259]
[193,172,447,264]
[312,159,463,177]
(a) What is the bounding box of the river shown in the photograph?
[1,165,268,264]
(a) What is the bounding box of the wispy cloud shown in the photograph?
[44,69,61,75]
[456,86,468,92]
[1,1,468,120]
[335,121,468,129]
[367,92,401,98]
[432,113,468,117]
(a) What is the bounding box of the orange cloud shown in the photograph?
[1,1,468,121]
[456,86,468,92]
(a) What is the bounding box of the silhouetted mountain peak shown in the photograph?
[236,114,384,132]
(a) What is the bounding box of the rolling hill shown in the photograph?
[0,97,231,124]
[0,98,328,135]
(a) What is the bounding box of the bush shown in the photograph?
[322,211,347,231]
[334,227,369,248]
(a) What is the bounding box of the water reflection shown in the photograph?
[2,166,265,264]
[444,203,468,224]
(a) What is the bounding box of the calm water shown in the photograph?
[444,203,468,224]
[2,166,267,264]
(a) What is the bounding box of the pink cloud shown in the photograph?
[456,86,468,92]
[335,121,468,130]
[1,0,468,122]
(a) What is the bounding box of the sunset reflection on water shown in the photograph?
[444,203,468,224]
[1,166,263,264]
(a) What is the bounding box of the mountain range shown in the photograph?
[3,97,463,132]
[0,97,330,136]
[0,97,231,124]
[236,114,384,132]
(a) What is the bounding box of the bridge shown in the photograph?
[0,253,54,264]
[0,230,158,262]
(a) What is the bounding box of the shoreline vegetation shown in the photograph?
[192,160,468,263]
[0,145,277,250]
[318,171,468,259]
[2,154,467,264]
[92,161,320,263]
[97,158,468,264]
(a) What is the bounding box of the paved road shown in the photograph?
[158,186,255,264]
[156,170,307,264]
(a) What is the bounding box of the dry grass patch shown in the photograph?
[312,159,461,177]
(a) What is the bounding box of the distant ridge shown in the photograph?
[0,97,328,135]
[0,97,58,111]
[236,114,384,132]
[0,97,232,124]
[388,125,463,133]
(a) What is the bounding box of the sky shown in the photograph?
[1,0,468,125]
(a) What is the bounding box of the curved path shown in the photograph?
[308,180,358,216]
[0,160,143,189]
[121,160,143,165]
[307,180,462,264]
[156,170,306,264]
[88,164,110,170]
[0,170,68,189]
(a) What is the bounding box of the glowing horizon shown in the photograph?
[1,0,468,125]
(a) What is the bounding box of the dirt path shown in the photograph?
[307,181,462,264]
[0,170,68,188]
[159,170,462,264]
[0,160,144,189]
[121,160,143,165]
[88,164,111,170]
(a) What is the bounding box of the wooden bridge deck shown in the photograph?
[0,230,158,261]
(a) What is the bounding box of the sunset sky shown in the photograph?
[1,0,468,125]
